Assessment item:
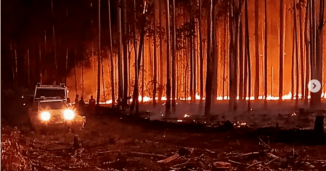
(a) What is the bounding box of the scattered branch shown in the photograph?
[228,159,244,165]
[246,161,262,169]
[259,138,271,150]
[129,151,166,158]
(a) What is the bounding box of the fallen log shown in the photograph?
[246,161,262,169]
[129,151,167,158]
[237,152,259,157]
[227,159,244,165]
[259,138,271,150]
[157,153,180,163]
[172,159,191,168]
[267,153,287,162]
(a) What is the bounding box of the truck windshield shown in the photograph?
[35,89,65,99]
[39,101,66,110]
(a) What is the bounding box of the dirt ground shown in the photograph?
[2,107,326,171]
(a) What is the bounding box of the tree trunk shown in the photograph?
[153,0,157,107]
[142,44,145,103]
[97,0,101,106]
[123,0,128,108]
[101,52,106,101]
[205,0,213,117]
[264,0,268,107]
[279,0,284,103]
[158,0,163,103]
[74,48,78,95]
[199,0,204,107]
[108,0,115,107]
[223,14,228,100]
[117,2,123,106]
[245,0,251,111]
[51,0,58,83]
[165,0,171,117]
[229,0,238,111]
[212,3,217,104]
[304,0,310,105]
[189,1,194,103]
[311,0,324,109]
[310,0,316,109]
[254,0,259,100]
[39,40,42,84]
[172,0,176,112]
[294,0,299,109]
[291,20,295,100]
[65,49,68,85]
[239,21,244,101]
[82,62,84,97]
[299,2,305,101]
[130,1,147,114]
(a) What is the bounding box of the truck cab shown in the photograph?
[30,83,71,111]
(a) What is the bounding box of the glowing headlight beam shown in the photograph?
[40,111,51,121]
[63,109,75,120]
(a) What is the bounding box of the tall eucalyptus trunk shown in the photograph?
[291,20,295,100]
[254,0,259,100]
[299,1,305,100]
[97,0,101,105]
[310,0,324,109]
[158,0,163,103]
[101,52,106,101]
[264,0,268,107]
[122,0,128,107]
[130,0,147,114]
[212,2,217,104]
[205,0,213,116]
[279,0,284,103]
[304,0,310,105]
[74,48,78,95]
[117,2,123,106]
[294,0,299,108]
[229,0,238,111]
[108,0,115,107]
[39,39,42,84]
[172,0,176,112]
[165,0,171,117]
[82,61,84,97]
[223,14,227,100]
[199,0,204,106]
[153,0,157,107]
[245,0,251,111]
[141,43,144,103]
[309,0,316,108]
[51,0,58,82]
[65,49,68,85]
[239,20,244,100]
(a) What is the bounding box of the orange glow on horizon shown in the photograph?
[86,92,326,104]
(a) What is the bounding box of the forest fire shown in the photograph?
[2,0,326,170]
[82,92,325,104]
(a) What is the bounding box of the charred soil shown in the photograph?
[2,108,326,171]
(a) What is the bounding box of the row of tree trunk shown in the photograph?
[8,0,325,115]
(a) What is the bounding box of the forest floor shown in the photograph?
[140,100,326,130]
[2,104,326,171]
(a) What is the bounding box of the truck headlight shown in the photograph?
[40,111,51,121]
[64,109,75,120]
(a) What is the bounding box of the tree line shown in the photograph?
[2,0,325,116]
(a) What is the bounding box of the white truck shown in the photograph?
[28,83,86,134]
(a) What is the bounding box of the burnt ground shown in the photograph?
[2,107,326,171]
